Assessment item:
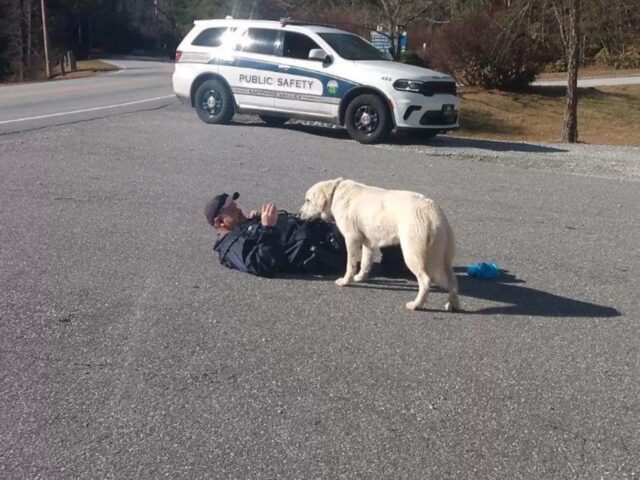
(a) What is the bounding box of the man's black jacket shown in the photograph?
[213,212,345,277]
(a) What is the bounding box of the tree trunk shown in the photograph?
[78,18,83,49]
[17,0,25,81]
[88,15,93,58]
[561,0,580,143]
[26,0,33,76]
[385,21,398,59]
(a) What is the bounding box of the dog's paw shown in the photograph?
[353,273,368,283]
[445,301,460,312]
[335,277,350,287]
[405,301,419,311]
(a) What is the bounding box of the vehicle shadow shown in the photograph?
[392,135,568,153]
[231,120,568,154]
[281,266,620,318]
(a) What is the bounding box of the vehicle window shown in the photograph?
[242,28,278,55]
[192,28,227,47]
[318,33,387,61]
[281,32,321,60]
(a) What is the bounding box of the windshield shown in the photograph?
[319,33,389,61]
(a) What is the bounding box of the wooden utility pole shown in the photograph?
[41,0,51,79]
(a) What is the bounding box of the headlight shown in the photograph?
[393,80,423,92]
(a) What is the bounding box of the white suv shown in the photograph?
[172,18,460,144]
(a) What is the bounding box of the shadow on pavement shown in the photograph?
[232,120,568,154]
[408,135,568,153]
[282,266,620,318]
[452,267,620,317]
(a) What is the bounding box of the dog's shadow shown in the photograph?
[281,265,620,318]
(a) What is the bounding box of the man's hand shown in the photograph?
[248,210,260,219]
[261,203,278,227]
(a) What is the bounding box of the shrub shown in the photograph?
[543,59,568,73]
[401,50,429,68]
[594,47,612,67]
[428,11,539,90]
[615,45,640,68]
[594,45,640,69]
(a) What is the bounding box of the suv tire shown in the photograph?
[259,115,289,126]
[344,94,391,144]
[194,79,235,124]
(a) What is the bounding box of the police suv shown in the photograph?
[173,18,460,144]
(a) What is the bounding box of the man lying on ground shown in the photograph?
[204,192,407,278]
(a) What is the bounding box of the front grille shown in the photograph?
[420,81,457,96]
[419,110,458,126]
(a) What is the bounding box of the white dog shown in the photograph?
[300,178,460,312]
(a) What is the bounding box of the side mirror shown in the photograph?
[308,48,330,63]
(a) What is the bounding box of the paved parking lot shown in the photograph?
[1,100,639,479]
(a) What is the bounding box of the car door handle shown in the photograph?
[278,64,290,71]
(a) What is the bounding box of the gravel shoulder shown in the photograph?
[277,118,640,182]
[377,136,640,182]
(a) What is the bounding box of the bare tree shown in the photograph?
[339,0,450,58]
[551,0,581,142]
[0,0,41,81]
[510,0,583,142]
[272,0,447,58]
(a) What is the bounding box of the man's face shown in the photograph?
[215,201,245,230]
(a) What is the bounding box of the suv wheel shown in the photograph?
[345,94,391,144]
[259,115,289,126]
[194,79,235,124]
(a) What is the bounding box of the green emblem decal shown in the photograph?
[327,80,339,96]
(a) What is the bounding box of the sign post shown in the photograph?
[400,31,408,54]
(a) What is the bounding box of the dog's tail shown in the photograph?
[422,201,455,286]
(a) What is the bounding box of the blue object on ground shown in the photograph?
[467,262,500,279]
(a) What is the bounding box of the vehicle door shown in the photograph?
[226,27,279,110]
[273,31,332,117]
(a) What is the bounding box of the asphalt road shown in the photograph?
[1,64,639,479]
[0,59,174,135]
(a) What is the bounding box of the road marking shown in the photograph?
[103,59,128,74]
[0,95,176,125]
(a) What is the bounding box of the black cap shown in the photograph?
[204,192,239,226]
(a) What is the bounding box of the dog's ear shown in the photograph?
[323,177,343,205]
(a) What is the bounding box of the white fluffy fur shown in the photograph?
[300,178,460,312]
